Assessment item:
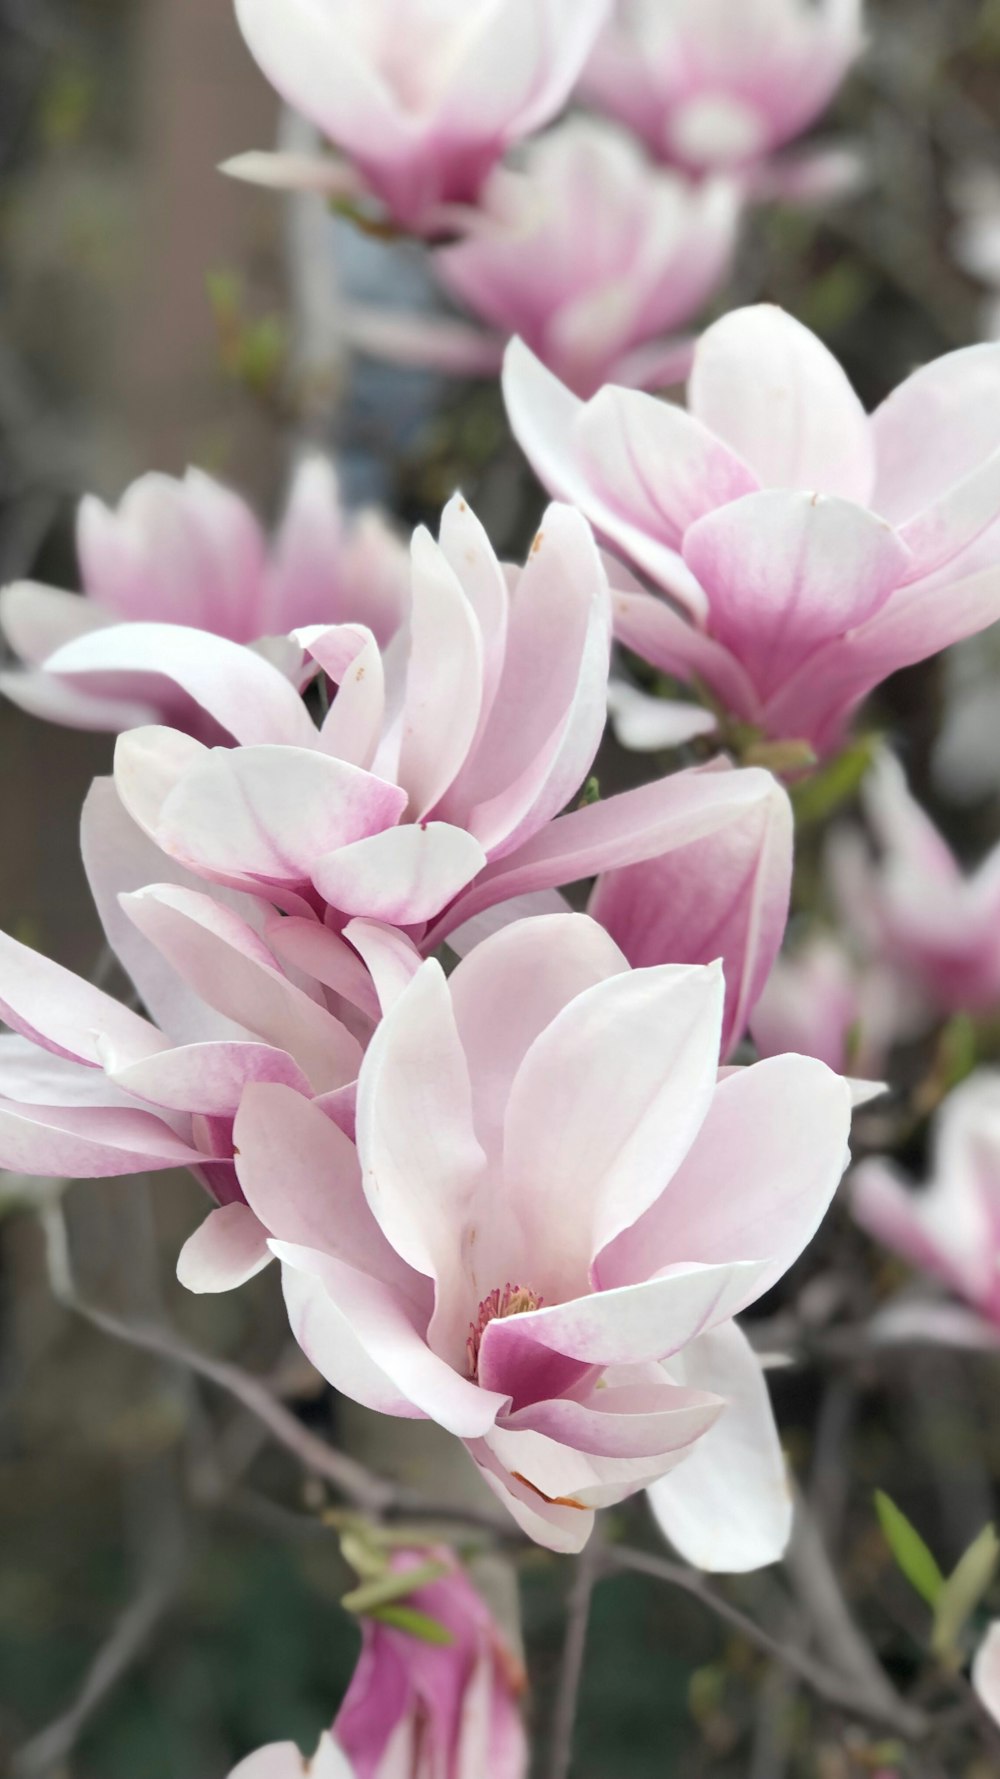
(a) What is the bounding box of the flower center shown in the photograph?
[467,1282,542,1380]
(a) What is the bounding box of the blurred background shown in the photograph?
[3,2,1000,1774]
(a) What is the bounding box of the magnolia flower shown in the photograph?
[504,306,1000,755]
[852,1072,1000,1327]
[0,458,408,735]
[833,751,1000,1018]
[61,496,786,956]
[192,913,852,1560]
[428,118,740,397]
[0,778,378,1211]
[751,928,903,1077]
[335,1548,527,1779]
[579,0,864,189]
[227,0,611,235]
[227,1548,527,1779]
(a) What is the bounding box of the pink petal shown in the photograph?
[0,1099,202,1177]
[973,1624,1000,1729]
[107,1040,314,1116]
[503,961,725,1297]
[688,306,875,503]
[683,491,910,700]
[0,928,166,1068]
[469,1437,596,1553]
[0,580,111,665]
[611,588,759,726]
[598,1057,851,1306]
[264,915,382,1021]
[589,764,793,1056]
[312,823,486,925]
[342,919,423,1015]
[395,525,484,821]
[177,1203,272,1294]
[649,1321,792,1572]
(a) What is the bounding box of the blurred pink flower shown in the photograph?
[430,118,740,397]
[751,928,903,1077]
[833,750,1000,1018]
[215,912,851,1558]
[579,0,864,186]
[504,305,1000,755]
[335,1547,527,1779]
[853,1072,1000,1325]
[226,0,611,235]
[0,458,408,735]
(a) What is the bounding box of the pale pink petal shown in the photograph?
[228,1733,353,1779]
[0,1099,202,1177]
[850,1159,977,1299]
[44,623,316,745]
[177,1202,272,1294]
[395,526,484,820]
[598,1057,851,1303]
[611,588,760,726]
[154,746,406,889]
[121,886,361,1092]
[502,1381,722,1460]
[683,491,910,699]
[589,764,793,1056]
[470,1436,596,1553]
[310,626,386,772]
[311,823,486,925]
[264,915,382,1021]
[973,1625,1000,1730]
[0,928,166,1068]
[106,1041,314,1116]
[0,580,111,664]
[688,306,875,502]
[233,0,400,160]
[342,919,423,1015]
[0,668,157,733]
[649,1321,792,1572]
[606,681,717,751]
[503,961,725,1298]
[220,151,363,198]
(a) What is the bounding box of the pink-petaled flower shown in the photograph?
[429,118,739,398]
[226,1548,527,1779]
[751,928,904,1078]
[335,1547,527,1779]
[579,0,864,187]
[833,751,1000,1018]
[852,1073,1000,1328]
[56,495,785,956]
[0,457,408,736]
[203,912,852,1560]
[225,0,611,236]
[504,306,1000,755]
[0,777,397,1246]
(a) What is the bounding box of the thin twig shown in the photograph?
[40,1201,396,1513]
[605,1545,929,1741]
[547,1531,602,1779]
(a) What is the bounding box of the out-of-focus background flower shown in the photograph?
[5,2,1000,1775]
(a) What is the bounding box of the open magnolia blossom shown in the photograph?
[751,927,907,1078]
[504,304,1000,755]
[226,0,611,235]
[183,913,853,1561]
[579,0,864,193]
[830,750,1000,1018]
[0,457,408,735]
[427,118,740,397]
[852,1072,1000,1329]
[54,496,789,983]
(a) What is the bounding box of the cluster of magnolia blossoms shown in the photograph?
[224,0,863,400]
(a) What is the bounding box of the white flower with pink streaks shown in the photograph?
[226,0,611,235]
[187,912,852,1562]
[580,0,863,189]
[0,458,408,736]
[504,305,1000,756]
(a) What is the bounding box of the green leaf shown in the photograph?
[367,1605,455,1644]
[932,1524,1000,1661]
[576,776,600,809]
[789,734,878,826]
[341,1558,451,1617]
[875,1491,944,1607]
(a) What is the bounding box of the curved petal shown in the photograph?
[503,961,725,1297]
[176,1203,272,1294]
[312,823,486,925]
[0,1099,202,1177]
[395,525,484,821]
[611,588,760,725]
[0,928,165,1069]
[688,306,875,503]
[107,1040,314,1117]
[648,1321,792,1572]
[598,1057,851,1302]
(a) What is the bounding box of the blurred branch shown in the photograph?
[547,1530,602,1779]
[39,1199,397,1513]
[605,1545,929,1740]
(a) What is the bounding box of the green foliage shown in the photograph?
[875,1491,945,1608]
[932,1524,1000,1663]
